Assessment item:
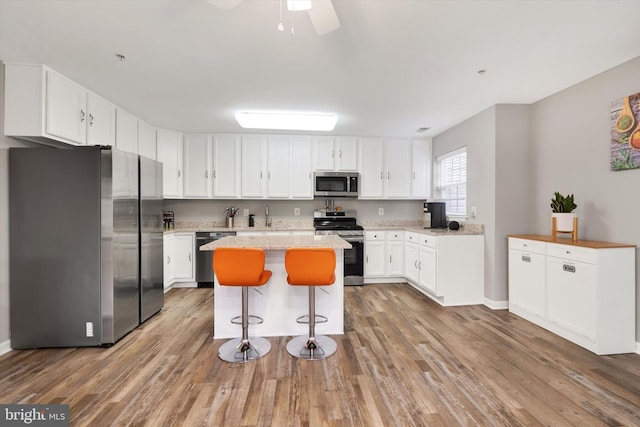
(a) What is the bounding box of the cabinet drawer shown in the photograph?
[364,231,385,241]
[509,238,546,255]
[387,231,404,241]
[547,243,597,264]
[420,235,437,249]
[405,232,420,244]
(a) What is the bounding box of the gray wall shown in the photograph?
[531,56,640,338]
[0,64,33,346]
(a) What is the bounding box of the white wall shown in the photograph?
[531,56,640,338]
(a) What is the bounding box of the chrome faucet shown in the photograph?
[265,205,272,227]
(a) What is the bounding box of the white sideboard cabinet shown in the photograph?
[508,235,636,355]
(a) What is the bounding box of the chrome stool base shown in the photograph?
[219,336,271,363]
[286,335,337,360]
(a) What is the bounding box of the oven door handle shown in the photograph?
[341,237,364,243]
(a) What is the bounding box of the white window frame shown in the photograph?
[434,147,467,218]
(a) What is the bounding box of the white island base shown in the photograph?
[203,235,348,339]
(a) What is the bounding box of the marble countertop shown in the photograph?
[364,224,484,236]
[199,234,352,251]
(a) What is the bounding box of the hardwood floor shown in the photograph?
[2,283,640,426]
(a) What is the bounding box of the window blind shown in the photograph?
[435,147,467,216]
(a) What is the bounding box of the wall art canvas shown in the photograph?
[610,92,640,171]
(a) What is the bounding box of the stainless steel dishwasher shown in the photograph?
[195,231,236,287]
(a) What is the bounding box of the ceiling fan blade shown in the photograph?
[307,0,340,35]
[207,0,243,10]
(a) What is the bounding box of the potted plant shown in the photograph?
[550,192,577,232]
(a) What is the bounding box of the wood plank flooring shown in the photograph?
[2,283,640,426]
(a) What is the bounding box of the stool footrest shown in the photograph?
[295,314,328,324]
[231,315,264,325]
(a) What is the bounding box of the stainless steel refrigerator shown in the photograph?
[9,146,164,348]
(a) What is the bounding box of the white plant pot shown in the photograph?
[552,212,576,232]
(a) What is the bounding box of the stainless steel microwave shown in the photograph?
[314,172,359,198]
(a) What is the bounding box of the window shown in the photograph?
[434,147,467,216]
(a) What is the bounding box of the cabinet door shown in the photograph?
[86,92,115,146]
[508,249,546,318]
[411,139,431,199]
[138,120,157,160]
[419,246,437,294]
[365,240,386,277]
[174,233,195,281]
[387,240,404,276]
[547,257,597,341]
[241,135,267,198]
[267,136,291,198]
[291,136,313,199]
[404,242,419,283]
[336,137,358,171]
[384,138,412,198]
[183,134,211,198]
[213,135,240,198]
[358,138,384,198]
[115,108,139,154]
[163,234,175,288]
[156,129,183,198]
[45,69,87,144]
[313,136,335,171]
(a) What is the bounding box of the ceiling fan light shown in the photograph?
[287,0,312,11]
[235,111,337,131]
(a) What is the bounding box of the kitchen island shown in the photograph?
[199,235,351,339]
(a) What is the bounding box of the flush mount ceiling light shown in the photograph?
[235,111,337,131]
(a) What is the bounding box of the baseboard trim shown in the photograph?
[0,339,12,356]
[636,342,640,355]
[483,298,508,310]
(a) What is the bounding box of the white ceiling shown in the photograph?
[1,0,639,138]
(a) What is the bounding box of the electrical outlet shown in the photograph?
[243,209,249,217]
[471,206,477,218]
[294,208,300,216]
[85,322,94,337]
[378,208,384,216]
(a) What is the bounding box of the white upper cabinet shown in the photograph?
[411,139,432,199]
[291,136,313,199]
[138,120,157,160]
[156,128,183,198]
[183,134,212,198]
[241,135,267,198]
[45,69,87,145]
[86,91,115,147]
[212,135,240,198]
[359,138,413,199]
[267,136,291,198]
[115,108,138,154]
[384,138,412,198]
[358,138,385,198]
[313,136,358,171]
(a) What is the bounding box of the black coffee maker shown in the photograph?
[424,202,447,229]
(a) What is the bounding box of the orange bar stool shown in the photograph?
[213,248,272,363]
[284,247,337,360]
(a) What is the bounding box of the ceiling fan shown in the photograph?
[207,0,341,35]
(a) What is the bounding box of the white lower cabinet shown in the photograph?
[508,236,635,355]
[404,231,484,306]
[163,232,195,289]
[364,231,404,279]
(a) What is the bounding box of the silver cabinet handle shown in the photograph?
[413,172,415,179]
[331,149,334,158]
[80,109,85,122]
[178,170,181,178]
[205,170,208,178]
[366,255,368,263]
[339,149,342,158]
[213,170,217,179]
[389,255,392,263]
[563,264,576,273]
[188,253,191,262]
[260,171,263,179]
[89,113,94,126]
[380,171,383,180]
[167,255,171,264]
[418,261,422,270]
[388,172,390,180]
[414,260,417,268]
[522,255,531,263]
[268,171,271,179]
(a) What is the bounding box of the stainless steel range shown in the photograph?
[314,209,364,286]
